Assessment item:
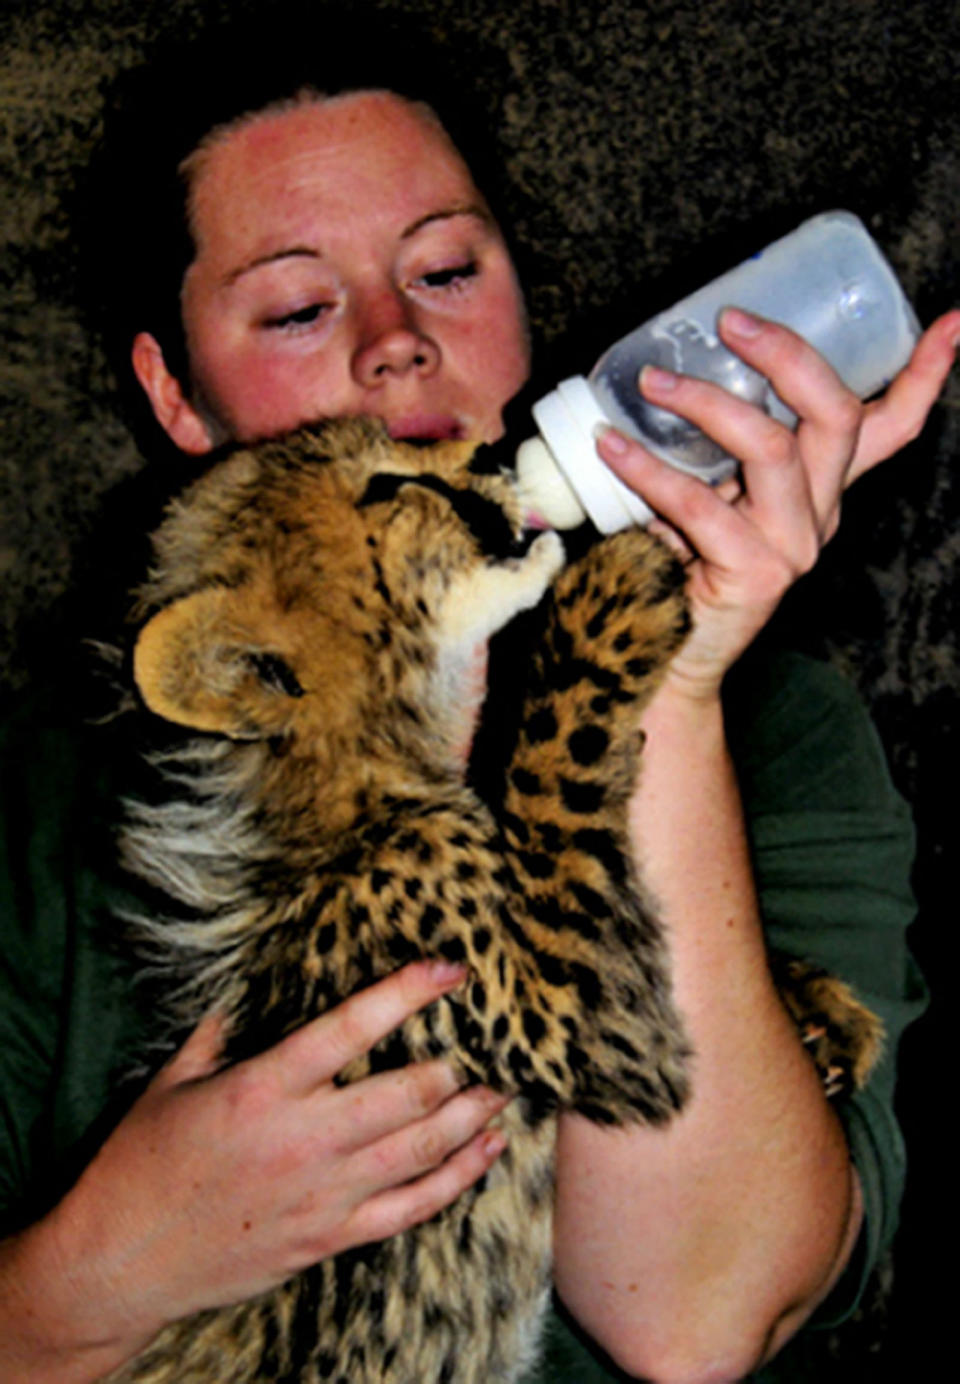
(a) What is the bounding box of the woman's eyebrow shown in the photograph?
[224,247,321,287]
[401,203,491,239]
[222,205,491,287]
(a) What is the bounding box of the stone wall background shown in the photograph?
[2,0,957,1370]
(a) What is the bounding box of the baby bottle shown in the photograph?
[516,210,921,532]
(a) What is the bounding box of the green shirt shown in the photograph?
[0,645,926,1377]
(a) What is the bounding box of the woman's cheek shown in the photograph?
[208,351,343,441]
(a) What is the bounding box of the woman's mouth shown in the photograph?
[387,415,465,443]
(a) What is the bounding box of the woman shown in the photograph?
[1,14,957,1382]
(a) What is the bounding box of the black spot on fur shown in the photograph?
[569,880,613,919]
[559,777,606,814]
[576,1101,619,1125]
[626,657,653,679]
[526,893,600,942]
[439,936,466,964]
[567,725,609,765]
[536,820,565,853]
[386,933,418,964]
[648,557,687,602]
[585,595,619,640]
[517,851,557,879]
[510,767,543,795]
[572,827,627,884]
[572,962,603,1008]
[525,707,558,743]
[508,1044,532,1079]
[500,810,530,845]
[314,921,338,955]
[601,1029,641,1060]
[419,904,442,941]
[530,948,571,987]
[523,1010,547,1046]
[523,1079,558,1123]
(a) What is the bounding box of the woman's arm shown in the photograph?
[554,686,860,1382]
[552,309,959,1382]
[0,961,508,1384]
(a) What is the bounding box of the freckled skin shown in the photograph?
[140,93,530,453]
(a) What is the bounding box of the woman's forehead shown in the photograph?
[186,92,479,244]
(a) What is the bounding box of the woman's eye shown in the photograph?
[263,302,332,330]
[418,261,479,290]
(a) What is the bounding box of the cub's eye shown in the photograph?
[418,261,479,290]
[263,302,332,330]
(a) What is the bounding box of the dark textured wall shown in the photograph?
[2,0,957,1370]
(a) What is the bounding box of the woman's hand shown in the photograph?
[1,960,509,1381]
[597,307,960,699]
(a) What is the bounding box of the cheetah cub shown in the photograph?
[111,418,880,1384]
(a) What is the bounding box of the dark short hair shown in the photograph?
[84,2,521,442]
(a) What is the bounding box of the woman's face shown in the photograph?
[134,91,530,453]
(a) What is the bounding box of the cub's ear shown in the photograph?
[133,588,304,738]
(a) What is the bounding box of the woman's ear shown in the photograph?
[131,332,217,456]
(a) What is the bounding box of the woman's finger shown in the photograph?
[348,1084,511,1199]
[717,309,863,445]
[636,364,817,537]
[347,1124,509,1250]
[259,960,467,1095]
[851,308,960,481]
[596,428,784,575]
[152,1011,227,1090]
[321,1060,471,1151]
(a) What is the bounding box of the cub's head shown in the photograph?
[131,418,537,747]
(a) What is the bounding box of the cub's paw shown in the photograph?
[548,529,690,695]
[771,954,884,1099]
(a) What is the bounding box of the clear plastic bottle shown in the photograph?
[517,211,921,532]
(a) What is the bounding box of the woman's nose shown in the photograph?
[351,291,440,388]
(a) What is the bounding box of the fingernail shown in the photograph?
[640,364,678,392]
[594,424,628,455]
[722,307,763,338]
[481,1130,507,1157]
[429,960,468,986]
[478,1086,511,1110]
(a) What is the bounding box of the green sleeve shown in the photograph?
[726,647,925,1338]
[533,645,925,1382]
[0,698,143,1234]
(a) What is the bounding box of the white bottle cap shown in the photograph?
[528,376,654,532]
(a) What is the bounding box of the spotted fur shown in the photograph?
[108,418,878,1383]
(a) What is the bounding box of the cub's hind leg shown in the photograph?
[770,954,884,1099]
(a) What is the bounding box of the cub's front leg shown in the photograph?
[496,529,693,1126]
